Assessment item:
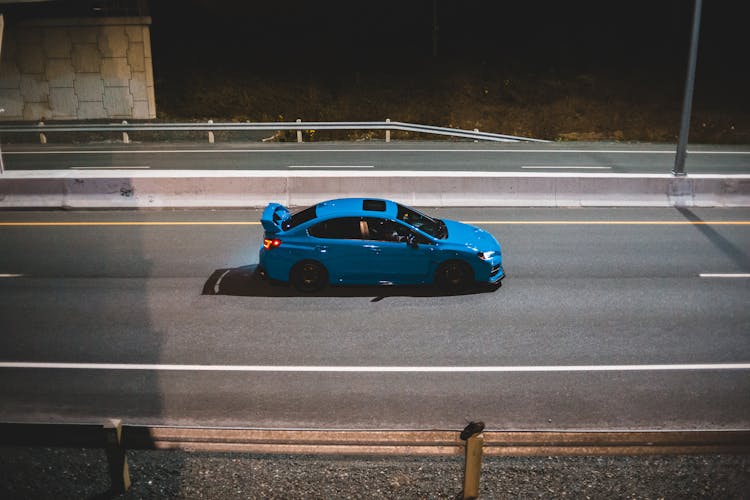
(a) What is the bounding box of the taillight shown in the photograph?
[263,238,282,250]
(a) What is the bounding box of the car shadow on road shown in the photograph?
[202,265,500,301]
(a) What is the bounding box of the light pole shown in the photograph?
[0,14,4,174]
[673,0,703,176]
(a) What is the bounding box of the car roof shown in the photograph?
[314,198,398,219]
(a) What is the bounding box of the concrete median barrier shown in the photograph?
[0,170,748,208]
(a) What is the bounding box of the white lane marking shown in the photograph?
[288,165,375,169]
[522,165,612,169]
[699,274,750,278]
[1,362,748,372]
[0,274,25,278]
[214,269,231,294]
[6,149,750,155]
[69,166,150,169]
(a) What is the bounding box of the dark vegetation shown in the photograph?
[146,1,749,143]
[13,0,750,143]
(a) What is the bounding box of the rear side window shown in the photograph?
[308,217,362,239]
[282,205,317,230]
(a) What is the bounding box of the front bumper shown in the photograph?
[478,255,504,284]
[489,267,505,284]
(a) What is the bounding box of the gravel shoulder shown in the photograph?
[1,447,748,499]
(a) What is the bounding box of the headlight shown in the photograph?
[477,251,494,260]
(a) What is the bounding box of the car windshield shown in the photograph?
[282,205,317,230]
[396,204,447,239]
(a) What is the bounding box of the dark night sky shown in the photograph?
[146,0,749,77]
[3,0,747,77]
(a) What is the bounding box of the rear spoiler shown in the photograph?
[260,203,290,234]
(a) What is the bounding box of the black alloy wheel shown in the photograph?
[290,260,328,293]
[435,260,474,293]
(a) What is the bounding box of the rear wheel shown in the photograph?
[435,260,474,293]
[290,260,328,293]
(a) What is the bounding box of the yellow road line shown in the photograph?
[0,221,749,227]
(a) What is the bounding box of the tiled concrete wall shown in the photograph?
[0,17,156,121]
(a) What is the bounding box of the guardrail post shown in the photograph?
[473,128,479,143]
[460,421,485,499]
[122,121,130,144]
[103,419,131,493]
[38,121,47,144]
[296,119,303,143]
[208,119,215,144]
[386,118,391,143]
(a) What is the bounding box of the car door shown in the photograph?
[307,217,371,283]
[362,217,434,283]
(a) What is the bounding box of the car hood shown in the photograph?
[442,219,501,251]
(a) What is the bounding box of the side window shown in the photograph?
[364,217,422,243]
[308,217,362,239]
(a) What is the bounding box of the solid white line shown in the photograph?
[0,362,748,372]
[0,274,25,278]
[522,166,612,169]
[70,166,150,169]
[288,165,375,169]
[699,273,750,278]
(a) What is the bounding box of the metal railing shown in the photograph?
[2,421,748,496]
[0,119,548,144]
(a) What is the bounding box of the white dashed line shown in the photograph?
[699,274,750,278]
[69,166,150,169]
[287,165,375,169]
[214,269,232,294]
[522,165,612,169]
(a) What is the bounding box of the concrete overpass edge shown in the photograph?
[0,171,748,208]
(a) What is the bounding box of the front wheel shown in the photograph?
[435,260,474,293]
[290,260,328,293]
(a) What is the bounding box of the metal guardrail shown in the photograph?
[0,120,548,143]
[2,422,749,495]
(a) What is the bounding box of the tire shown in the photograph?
[435,260,474,293]
[290,260,328,293]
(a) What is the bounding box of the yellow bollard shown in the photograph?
[460,421,485,499]
[463,433,484,499]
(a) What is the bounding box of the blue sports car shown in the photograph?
[258,198,504,293]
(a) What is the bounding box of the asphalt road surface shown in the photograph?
[0,207,748,430]
[2,141,749,173]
